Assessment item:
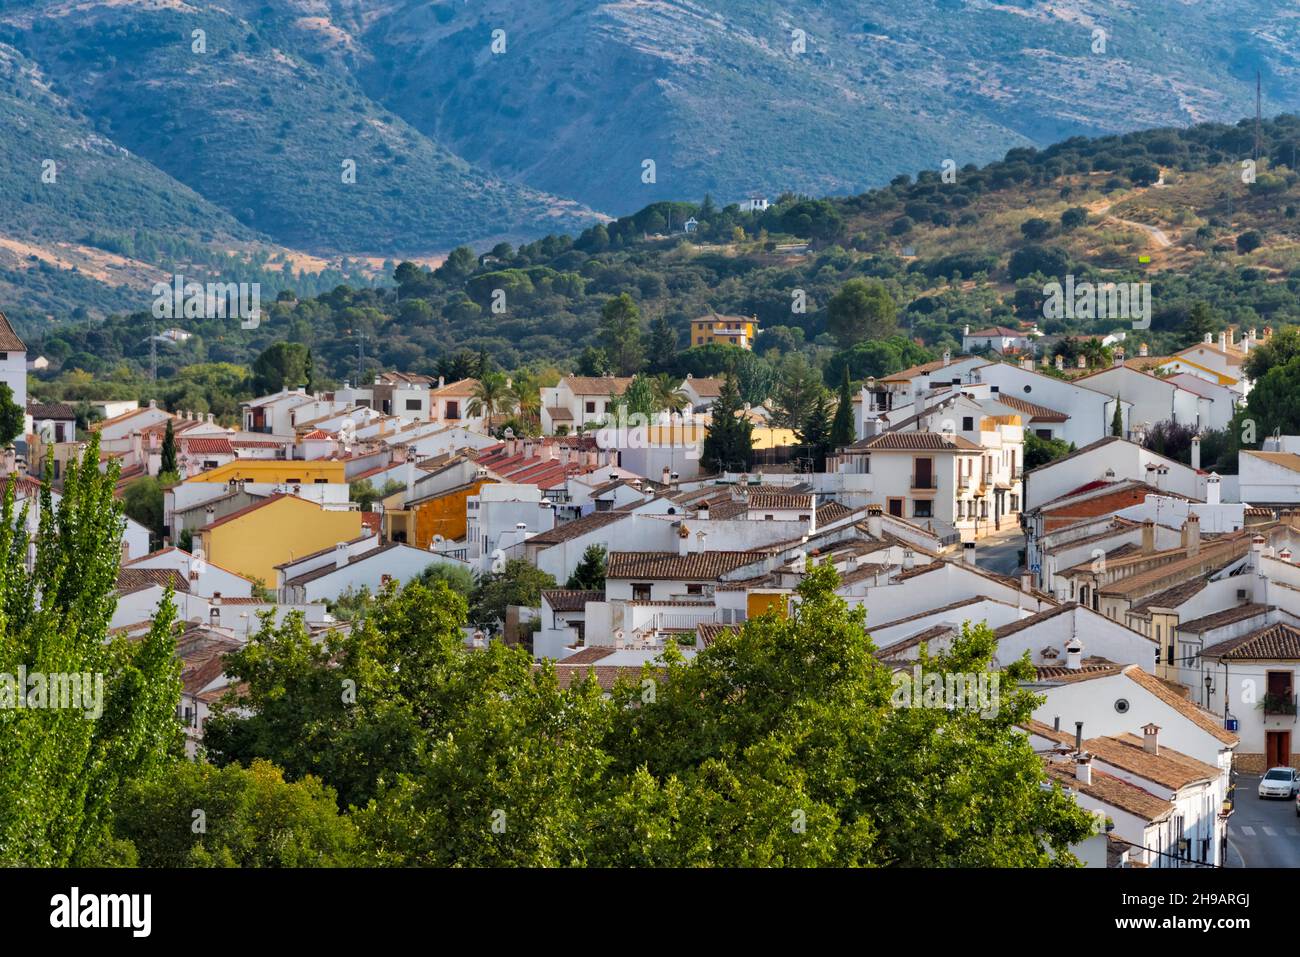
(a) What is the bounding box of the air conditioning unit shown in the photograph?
[1237,589,1249,601]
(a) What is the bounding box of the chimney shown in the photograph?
[1138,342,1148,357]
[1020,355,1032,370]
[1141,519,1155,554]
[1281,547,1294,563]
[661,465,671,486]
[1191,434,1201,471]
[1183,514,1201,557]
[962,325,970,337]
[1142,723,1160,755]
[1075,753,1092,785]
[962,541,976,565]
[902,548,915,570]
[1219,331,1228,351]
[696,530,708,554]
[1054,354,1064,371]
[207,412,215,424]
[866,503,883,539]
[438,376,445,389]
[1020,571,1033,594]
[1112,352,1122,367]
[677,524,690,556]
[335,541,349,570]
[943,350,951,367]
[405,454,416,498]
[131,430,144,466]
[697,501,710,521]
[1077,354,1087,369]
[1065,638,1083,670]
[1074,721,1084,754]
[1204,333,1212,344]
[205,504,216,525]
[1206,472,1221,505]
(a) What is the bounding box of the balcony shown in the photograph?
[910,475,938,491]
[1263,692,1297,716]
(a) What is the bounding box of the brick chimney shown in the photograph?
[1182,514,1200,557]
[1141,519,1155,554]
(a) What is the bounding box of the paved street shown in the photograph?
[1227,774,1300,867]
[973,527,1025,577]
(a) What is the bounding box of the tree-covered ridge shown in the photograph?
[29,115,1300,424]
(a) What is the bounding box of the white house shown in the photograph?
[974,362,1127,449]
[541,376,634,434]
[0,312,26,413]
[961,324,1037,356]
[1075,365,1208,435]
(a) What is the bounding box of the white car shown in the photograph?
[1258,767,1299,799]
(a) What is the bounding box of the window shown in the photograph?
[962,416,974,431]
[1035,428,1053,440]
[913,499,933,519]
[765,514,774,520]
[686,583,704,596]
[632,583,652,601]
[586,401,596,414]
[315,478,328,484]
[405,399,421,411]
[446,401,460,420]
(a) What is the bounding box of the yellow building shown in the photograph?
[187,459,347,486]
[195,494,363,585]
[382,479,494,548]
[690,313,758,350]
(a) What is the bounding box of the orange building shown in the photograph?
[383,479,495,548]
[690,312,758,350]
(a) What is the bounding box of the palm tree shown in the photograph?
[650,373,689,414]
[467,371,516,430]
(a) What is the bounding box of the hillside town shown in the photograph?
[8,303,1300,871]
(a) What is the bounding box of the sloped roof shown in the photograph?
[542,589,604,613]
[995,395,1069,423]
[0,312,26,352]
[851,431,983,452]
[1124,665,1238,746]
[606,550,768,581]
[1202,622,1300,661]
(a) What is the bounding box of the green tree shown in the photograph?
[599,294,646,376]
[566,545,607,591]
[418,561,476,597]
[1244,326,1300,381]
[700,375,754,474]
[619,375,656,421]
[1185,301,1215,347]
[1024,432,1071,470]
[1246,355,1300,437]
[0,384,23,448]
[0,437,184,866]
[467,371,516,430]
[798,391,834,471]
[650,373,689,414]
[826,279,897,348]
[121,475,165,543]
[112,759,357,867]
[647,315,678,373]
[159,418,177,477]
[829,366,856,450]
[252,342,309,394]
[770,353,825,432]
[470,558,558,630]
[349,478,404,511]
[1111,397,1124,437]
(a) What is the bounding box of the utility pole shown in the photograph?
[355,329,369,385]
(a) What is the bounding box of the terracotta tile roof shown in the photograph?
[746,491,813,510]
[115,568,190,595]
[545,662,664,691]
[545,406,574,422]
[542,589,604,613]
[1086,733,1220,791]
[995,395,1069,423]
[1128,579,1209,615]
[1177,603,1272,635]
[881,355,978,381]
[1044,761,1172,823]
[815,501,855,525]
[558,646,614,664]
[606,550,768,581]
[1124,665,1238,745]
[429,377,479,398]
[1202,622,1300,661]
[696,621,736,646]
[527,511,626,547]
[27,401,75,419]
[967,325,1027,337]
[852,431,983,452]
[182,437,235,456]
[0,312,26,352]
[1242,451,1300,474]
[681,377,724,397]
[561,376,634,396]
[1033,661,1126,683]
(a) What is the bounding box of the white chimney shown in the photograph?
[335,542,349,570]
[1219,331,1228,350]
[677,526,690,556]
[1191,435,1201,471]
[1077,354,1087,369]
[661,465,671,486]
[1020,571,1033,594]
[1206,472,1221,505]
[1138,342,1148,357]
[404,455,416,499]
[1065,638,1083,671]
[1054,354,1064,371]
[902,548,915,570]
[695,530,708,554]
[867,505,883,539]
[943,350,951,367]
[1204,333,1212,344]
[1075,754,1092,785]
[697,501,710,521]
[1142,723,1160,755]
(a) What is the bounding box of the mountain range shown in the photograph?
[2,0,1300,324]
